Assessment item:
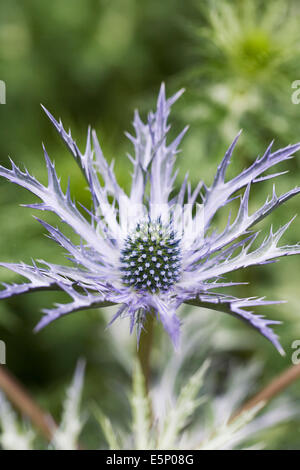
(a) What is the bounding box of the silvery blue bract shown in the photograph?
[1,85,300,355]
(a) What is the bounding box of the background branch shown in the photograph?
[0,365,56,441]
[231,363,300,421]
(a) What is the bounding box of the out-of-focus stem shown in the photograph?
[137,313,154,391]
[231,363,300,421]
[0,365,56,441]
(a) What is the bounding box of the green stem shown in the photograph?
[137,312,155,391]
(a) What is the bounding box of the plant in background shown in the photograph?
[0,362,85,450]
[0,352,298,450]
[0,85,300,355]
[182,0,300,162]
[0,393,35,450]
[97,360,297,451]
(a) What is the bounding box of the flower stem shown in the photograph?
[137,312,155,391]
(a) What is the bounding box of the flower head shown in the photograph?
[1,85,300,354]
[120,217,182,293]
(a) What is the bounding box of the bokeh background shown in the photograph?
[0,0,300,449]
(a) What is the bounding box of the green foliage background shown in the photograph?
[0,0,300,449]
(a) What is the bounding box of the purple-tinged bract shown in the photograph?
[1,85,300,354]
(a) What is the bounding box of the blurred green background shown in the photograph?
[0,0,300,449]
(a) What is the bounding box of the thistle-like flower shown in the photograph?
[0,85,300,354]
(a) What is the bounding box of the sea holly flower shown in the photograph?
[0,85,300,354]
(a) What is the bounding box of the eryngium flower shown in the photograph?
[1,85,300,354]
